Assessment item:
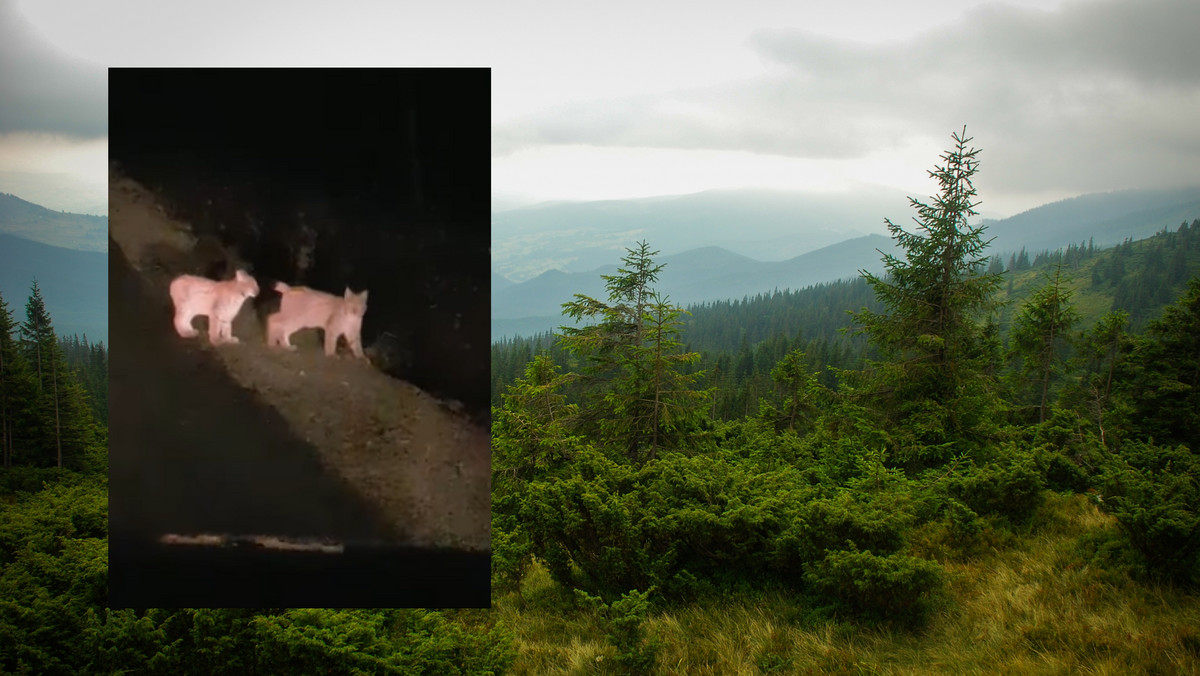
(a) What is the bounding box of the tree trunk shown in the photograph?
[52,363,61,468]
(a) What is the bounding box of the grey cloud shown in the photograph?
[493,78,887,160]
[494,0,1200,196]
[0,1,107,138]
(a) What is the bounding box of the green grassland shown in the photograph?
[495,492,1200,675]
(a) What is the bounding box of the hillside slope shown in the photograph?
[0,191,107,252]
[987,186,1200,256]
[0,231,107,345]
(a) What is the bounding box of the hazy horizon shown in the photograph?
[4,0,1200,228]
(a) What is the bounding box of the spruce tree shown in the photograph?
[19,281,97,468]
[1008,264,1080,423]
[492,353,580,489]
[612,294,709,461]
[88,339,108,426]
[558,242,707,462]
[0,290,39,468]
[1119,276,1200,449]
[21,280,50,388]
[1062,310,1129,448]
[851,127,1003,467]
[761,348,822,434]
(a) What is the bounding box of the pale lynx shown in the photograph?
[169,269,260,345]
[267,282,369,358]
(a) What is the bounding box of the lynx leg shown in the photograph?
[266,313,279,347]
[173,310,200,338]
[209,318,229,345]
[266,314,296,350]
[278,327,297,350]
[324,329,339,357]
[348,335,365,359]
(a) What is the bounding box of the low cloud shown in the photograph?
[493,0,1200,196]
[0,1,107,139]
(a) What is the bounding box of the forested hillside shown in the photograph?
[5,131,1199,673]
[58,333,107,426]
[489,131,1200,672]
[0,282,514,673]
[493,214,1200,421]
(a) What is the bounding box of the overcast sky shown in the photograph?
[4,0,1199,219]
[0,0,106,185]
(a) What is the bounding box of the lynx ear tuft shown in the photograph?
[344,287,353,299]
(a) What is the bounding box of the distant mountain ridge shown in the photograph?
[986,186,1200,256]
[0,171,108,218]
[492,234,899,338]
[0,191,108,253]
[492,186,1200,342]
[0,231,107,345]
[492,186,908,282]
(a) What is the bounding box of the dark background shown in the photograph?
[108,235,488,607]
[107,68,491,607]
[109,68,491,416]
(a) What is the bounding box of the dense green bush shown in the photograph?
[1069,524,1148,586]
[0,475,517,675]
[1097,441,1200,586]
[944,448,1045,524]
[774,488,913,572]
[520,446,821,601]
[490,513,534,595]
[0,474,109,674]
[804,546,945,625]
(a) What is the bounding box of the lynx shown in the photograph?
[169,269,260,345]
[267,282,369,358]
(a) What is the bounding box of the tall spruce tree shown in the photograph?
[1118,276,1200,450]
[21,280,50,388]
[1062,310,1129,448]
[612,294,709,461]
[19,281,97,468]
[1008,264,1080,424]
[558,242,707,463]
[0,290,39,468]
[851,127,1003,467]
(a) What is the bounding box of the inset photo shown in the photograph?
[107,68,491,608]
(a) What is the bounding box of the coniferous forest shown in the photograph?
[0,279,515,673]
[488,131,1200,672]
[4,130,1200,672]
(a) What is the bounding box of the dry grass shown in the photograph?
[495,493,1200,674]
